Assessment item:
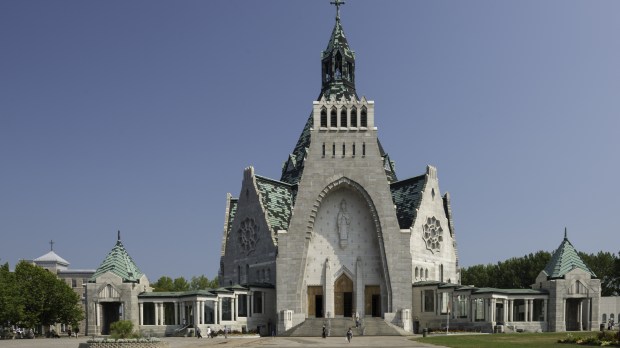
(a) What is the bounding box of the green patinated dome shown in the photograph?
[90,232,144,283]
[543,230,596,279]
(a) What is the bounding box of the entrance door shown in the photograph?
[365,285,381,317]
[343,292,353,317]
[316,295,324,318]
[307,286,323,318]
[101,302,121,335]
[334,274,354,317]
[566,299,581,331]
[371,295,381,317]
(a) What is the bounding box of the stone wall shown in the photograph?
[79,341,168,348]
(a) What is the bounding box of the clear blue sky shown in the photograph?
[1,1,619,282]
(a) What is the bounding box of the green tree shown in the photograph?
[152,276,174,292]
[0,262,23,326]
[579,251,619,296]
[14,261,83,328]
[172,277,189,292]
[190,275,219,290]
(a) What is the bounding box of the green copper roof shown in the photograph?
[543,231,596,279]
[91,234,144,283]
[255,175,295,234]
[390,174,427,229]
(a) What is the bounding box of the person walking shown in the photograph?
[322,324,327,338]
[346,327,353,343]
[206,327,212,338]
[196,326,202,338]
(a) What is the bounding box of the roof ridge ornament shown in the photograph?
[564,227,567,240]
[330,0,345,21]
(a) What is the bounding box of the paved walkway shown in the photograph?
[0,336,445,348]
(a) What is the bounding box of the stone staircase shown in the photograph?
[282,317,402,337]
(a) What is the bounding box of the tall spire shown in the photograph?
[320,0,357,100]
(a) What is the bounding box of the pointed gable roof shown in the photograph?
[543,230,596,279]
[390,173,427,229]
[34,250,70,266]
[91,232,144,283]
[255,175,296,235]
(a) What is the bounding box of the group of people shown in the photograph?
[321,324,353,343]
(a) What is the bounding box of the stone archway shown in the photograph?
[334,273,354,317]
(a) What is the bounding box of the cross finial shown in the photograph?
[117,230,121,241]
[330,0,345,20]
[564,227,567,239]
[49,239,54,251]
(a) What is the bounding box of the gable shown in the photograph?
[390,174,427,229]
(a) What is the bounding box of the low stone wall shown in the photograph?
[79,341,168,348]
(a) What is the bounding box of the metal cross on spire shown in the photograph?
[49,239,54,251]
[330,0,345,20]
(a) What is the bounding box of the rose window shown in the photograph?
[422,216,443,253]
[238,218,259,255]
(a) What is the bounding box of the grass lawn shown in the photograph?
[413,331,586,348]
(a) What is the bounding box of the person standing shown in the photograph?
[346,327,352,343]
[206,326,211,338]
[196,326,202,338]
[322,324,327,338]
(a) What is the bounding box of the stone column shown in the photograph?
[355,257,364,319]
[96,303,100,327]
[542,299,547,323]
[180,302,185,325]
[324,258,334,318]
[247,294,251,319]
[155,303,160,326]
[234,297,238,321]
[578,299,583,331]
[218,300,223,324]
[530,300,534,322]
[525,300,529,322]
[174,302,178,325]
[214,300,219,324]
[139,303,143,325]
[504,300,508,323]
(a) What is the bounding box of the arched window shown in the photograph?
[350,107,357,127]
[335,51,343,79]
[415,267,419,279]
[361,107,367,127]
[611,313,615,321]
[267,268,271,282]
[425,268,429,280]
[320,108,327,127]
[352,143,356,156]
[340,108,347,127]
[440,264,444,282]
[330,108,337,127]
[603,314,607,322]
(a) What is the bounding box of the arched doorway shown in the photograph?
[335,274,354,317]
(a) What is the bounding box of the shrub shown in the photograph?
[110,320,137,339]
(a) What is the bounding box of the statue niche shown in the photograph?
[337,199,351,248]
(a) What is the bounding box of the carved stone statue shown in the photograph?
[337,199,351,248]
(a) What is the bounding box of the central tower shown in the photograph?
[275,1,413,332]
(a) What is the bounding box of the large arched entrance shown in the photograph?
[335,274,354,317]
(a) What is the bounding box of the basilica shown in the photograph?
[30,2,613,337]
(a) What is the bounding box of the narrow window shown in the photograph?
[238,265,241,284]
[322,143,325,157]
[352,143,356,157]
[246,264,249,283]
[362,142,366,156]
[340,108,347,127]
[330,108,337,127]
[342,143,345,156]
[361,107,367,127]
[350,107,357,127]
[332,143,335,157]
[320,108,327,127]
